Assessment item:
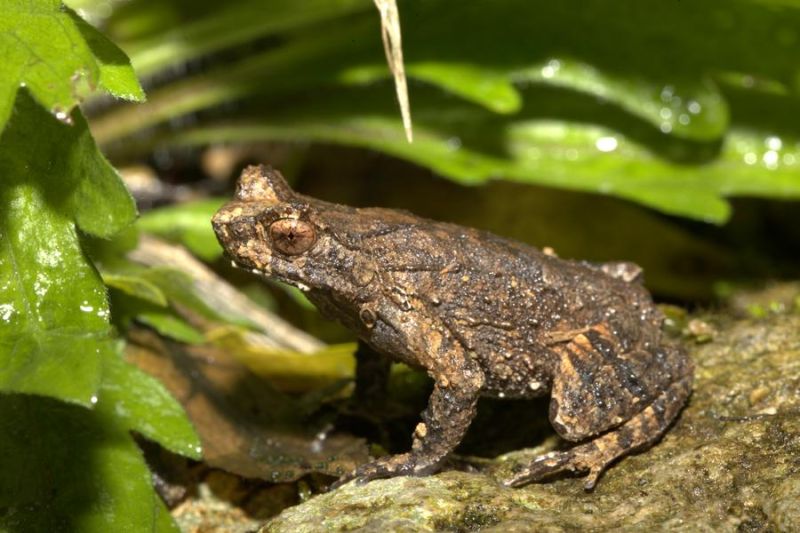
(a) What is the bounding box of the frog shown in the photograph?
[211,165,694,489]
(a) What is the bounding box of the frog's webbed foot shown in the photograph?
[503,373,692,490]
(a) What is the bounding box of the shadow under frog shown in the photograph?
[212,165,693,489]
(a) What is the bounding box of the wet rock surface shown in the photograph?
[262,308,800,532]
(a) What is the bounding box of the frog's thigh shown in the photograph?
[549,325,660,441]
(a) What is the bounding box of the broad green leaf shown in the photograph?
[0,92,137,405]
[0,0,144,133]
[70,10,147,102]
[138,198,227,261]
[98,350,202,459]
[0,395,176,532]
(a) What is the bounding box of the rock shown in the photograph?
[263,311,800,532]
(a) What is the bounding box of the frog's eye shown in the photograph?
[269,218,317,255]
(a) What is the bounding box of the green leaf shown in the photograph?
[98,350,202,459]
[343,60,728,140]
[103,272,168,306]
[0,91,137,405]
[70,10,148,102]
[102,269,208,344]
[342,62,523,115]
[510,60,728,141]
[0,395,177,532]
[0,1,144,133]
[138,198,227,261]
[138,310,207,345]
[101,258,250,344]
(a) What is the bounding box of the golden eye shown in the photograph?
[268,218,316,255]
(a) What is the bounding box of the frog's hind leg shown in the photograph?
[504,328,692,489]
[504,373,691,489]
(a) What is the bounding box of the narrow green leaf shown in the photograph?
[118,0,370,76]
[103,272,168,306]
[141,267,255,327]
[138,311,207,345]
[90,15,374,143]
[0,91,136,404]
[409,63,522,114]
[342,62,523,114]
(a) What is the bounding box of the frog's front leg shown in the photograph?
[335,333,484,487]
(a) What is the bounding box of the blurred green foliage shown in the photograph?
[91,0,800,222]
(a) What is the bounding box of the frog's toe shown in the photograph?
[330,453,417,490]
[502,449,583,488]
[328,468,381,491]
[502,446,610,489]
[329,470,358,491]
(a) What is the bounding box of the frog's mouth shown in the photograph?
[278,277,312,292]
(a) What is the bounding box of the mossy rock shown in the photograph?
[263,308,800,532]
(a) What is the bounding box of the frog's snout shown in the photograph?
[211,208,232,242]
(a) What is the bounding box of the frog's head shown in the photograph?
[211,165,366,297]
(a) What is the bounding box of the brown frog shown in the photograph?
[212,165,693,489]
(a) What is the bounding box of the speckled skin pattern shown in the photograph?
[212,165,693,489]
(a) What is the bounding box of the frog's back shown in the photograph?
[413,220,658,334]
[359,216,663,396]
